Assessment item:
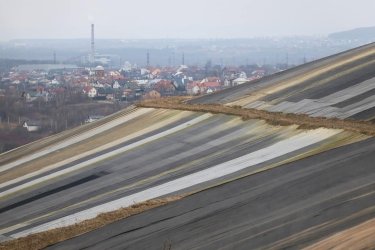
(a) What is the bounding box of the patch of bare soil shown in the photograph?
[304,218,375,250]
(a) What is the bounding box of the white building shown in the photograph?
[112,81,121,89]
[23,121,41,132]
[85,115,105,123]
[233,78,249,86]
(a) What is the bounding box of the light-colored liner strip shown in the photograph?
[0,113,213,198]
[0,110,194,190]
[0,108,153,173]
[9,128,340,238]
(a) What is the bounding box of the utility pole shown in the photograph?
[91,24,95,65]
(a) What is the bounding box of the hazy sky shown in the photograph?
[0,0,374,40]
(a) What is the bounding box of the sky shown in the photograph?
[0,0,374,40]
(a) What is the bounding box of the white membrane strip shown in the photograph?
[0,114,213,198]
[0,108,153,173]
[8,128,340,238]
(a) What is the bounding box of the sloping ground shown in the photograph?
[2,43,375,249]
[46,137,375,250]
[190,42,375,121]
[0,105,138,167]
[0,106,366,245]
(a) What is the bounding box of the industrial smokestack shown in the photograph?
[91,24,95,64]
[147,50,150,67]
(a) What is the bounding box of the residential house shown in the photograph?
[50,79,60,85]
[121,89,134,101]
[192,85,201,95]
[154,80,176,96]
[201,81,222,94]
[112,81,121,89]
[187,81,222,95]
[251,69,266,78]
[94,66,105,77]
[96,87,115,100]
[93,81,105,88]
[151,69,161,78]
[134,80,149,86]
[232,78,249,86]
[202,77,221,83]
[140,68,150,76]
[83,86,97,98]
[187,81,200,95]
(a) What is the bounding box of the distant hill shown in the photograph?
[329,26,375,41]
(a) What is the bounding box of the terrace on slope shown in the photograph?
[190,42,375,121]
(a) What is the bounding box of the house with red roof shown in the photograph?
[187,81,222,95]
[83,86,97,98]
[154,80,176,96]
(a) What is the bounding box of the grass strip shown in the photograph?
[0,195,184,250]
[138,97,375,136]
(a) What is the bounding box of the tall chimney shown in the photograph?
[91,24,95,64]
[147,50,150,67]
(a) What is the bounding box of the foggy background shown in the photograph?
[1,0,375,40]
[0,0,375,67]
